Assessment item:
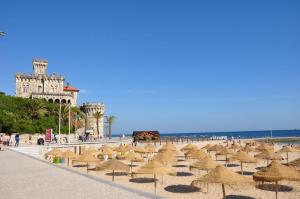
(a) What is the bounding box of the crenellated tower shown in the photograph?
[81,102,105,137]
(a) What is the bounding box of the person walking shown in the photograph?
[15,134,20,147]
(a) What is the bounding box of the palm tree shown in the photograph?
[107,115,116,139]
[26,99,47,121]
[93,111,104,139]
[0,32,5,37]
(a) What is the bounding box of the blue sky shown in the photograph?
[1,1,300,134]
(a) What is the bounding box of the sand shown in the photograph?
[66,140,300,199]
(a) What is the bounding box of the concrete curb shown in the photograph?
[9,148,165,199]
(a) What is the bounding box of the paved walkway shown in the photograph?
[0,150,158,199]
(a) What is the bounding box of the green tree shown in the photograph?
[26,99,47,121]
[93,111,104,139]
[107,115,116,139]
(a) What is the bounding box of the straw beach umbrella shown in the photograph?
[62,150,78,166]
[190,149,208,160]
[207,144,224,153]
[216,148,234,166]
[241,145,255,153]
[180,143,197,152]
[202,144,212,150]
[137,160,176,194]
[288,157,300,168]
[230,151,257,175]
[255,150,283,166]
[144,143,156,154]
[76,153,99,173]
[192,165,253,199]
[229,143,240,152]
[207,144,225,160]
[253,161,300,199]
[99,148,116,159]
[134,147,147,154]
[158,143,176,152]
[190,156,218,173]
[45,148,63,158]
[256,143,274,151]
[184,148,199,159]
[98,159,130,181]
[153,151,177,166]
[125,151,144,173]
[277,146,299,163]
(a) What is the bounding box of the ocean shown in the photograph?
[158,129,300,139]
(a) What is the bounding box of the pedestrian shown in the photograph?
[15,134,20,147]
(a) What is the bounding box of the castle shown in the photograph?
[16,59,79,106]
[16,59,106,137]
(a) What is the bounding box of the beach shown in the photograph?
[15,139,299,199]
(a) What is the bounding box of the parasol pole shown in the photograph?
[241,161,243,175]
[275,181,278,199]
[222,184,226,199]
[112,170,115,181]
[154,174,157,194]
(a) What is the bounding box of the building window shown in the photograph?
[38,85,43,93]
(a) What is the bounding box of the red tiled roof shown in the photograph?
[64,86,79,92]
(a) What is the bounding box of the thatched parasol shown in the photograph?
[98,159,129,181]
[229,143,240,152]
[137,160,176,194]
[153,151,177,166]
[216,148,234,166]
[98,148,116,159]
[277,146,299,163]
[62,150,78,166]
[158,143,176,152]
[83,147,99,155]
[134,147,147,154]
[241,145,255,153]
[144,144,156,153]
[207,144,225,153]
[192,165,253,199]
[114,144,130,154]
[190,156,218,172]
[202,144,212,150]
[184,148,199,159]
[288,157,300,167]
[45,148,63,158]
[230,151,257,175]
[253,161,300,199]
[180,143,197,152]
[255,150,283,165]
[256,143,274,151]
[75,153,99,173]
[125,151,144,174]
[189,149,208,160]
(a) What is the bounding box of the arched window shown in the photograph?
[48,99,53,103]
[38,85,43,93]
[61,99,67,104]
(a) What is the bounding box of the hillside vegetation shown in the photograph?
[0,93,82,134]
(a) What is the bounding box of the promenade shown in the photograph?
[0,150,157,199]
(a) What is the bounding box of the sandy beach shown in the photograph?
[47,140,300,199]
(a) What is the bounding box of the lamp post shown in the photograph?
[58,100,62,145]
[68,104,71,144]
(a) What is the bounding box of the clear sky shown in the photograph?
[1,1,300,134]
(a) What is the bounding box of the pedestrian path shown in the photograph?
[9,145,44,159]
[0,150,158,199]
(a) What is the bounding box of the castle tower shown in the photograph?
[82,102,105,138]
[33,59,48,76]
